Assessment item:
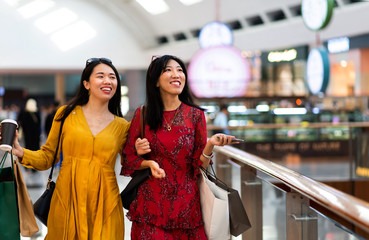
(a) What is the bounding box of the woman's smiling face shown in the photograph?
[156,59,186,97]
[83,63,118,102]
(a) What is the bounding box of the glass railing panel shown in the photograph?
[309,207,364,240]
[226,161,291,240]
[260,177,287,240]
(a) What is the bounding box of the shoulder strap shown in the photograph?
[140,105,145,139]
[48,119,65,181]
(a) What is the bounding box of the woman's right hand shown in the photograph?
[135,138,151,156]
[0,128,24,158]
[0,127,23,157]
[11,130,24,158]
[148,160,165,179]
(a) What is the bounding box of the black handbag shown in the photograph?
[33,119,64,226]
[120,105,151,210]
[120,168,151,210]
[202,165,251,236]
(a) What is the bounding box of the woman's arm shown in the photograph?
[121,108,145,176]
[14,106,65,170]
[200,133,234,168]
[134,137,165,179]
[193,110,235,169]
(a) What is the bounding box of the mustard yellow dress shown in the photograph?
[21,105,130,240]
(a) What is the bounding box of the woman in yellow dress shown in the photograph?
[10,58,129,239]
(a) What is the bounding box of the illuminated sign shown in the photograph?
[268,49,297,62]
[302,0,334,31]
[356,167,369,178]
[327,37,350,53]
[198,21,233,49]
[306,47,330,95]
[188,46,251,98]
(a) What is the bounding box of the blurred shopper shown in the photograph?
[44,100,60,136]
[121,55,236,240]
[17,98,41,151]
[213,104,230,135]
[8,58,130,239]
[17,98,42,180]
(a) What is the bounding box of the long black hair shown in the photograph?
[145,55,202,131]
[57,58,123,121]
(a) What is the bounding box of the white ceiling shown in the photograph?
[0,0,368,72]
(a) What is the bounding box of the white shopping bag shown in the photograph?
[198,170,230,240]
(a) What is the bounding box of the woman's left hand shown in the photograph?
[208,133,235,146]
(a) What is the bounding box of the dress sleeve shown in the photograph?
[20,106,65,171]
[118,119,131,161]
[120,107,145,176]
[192,109,207,176]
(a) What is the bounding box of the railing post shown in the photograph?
[214,151,232,186]
[241,164,262,240]
[286,191,317,240]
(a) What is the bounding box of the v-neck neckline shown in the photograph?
[78,105,116,137]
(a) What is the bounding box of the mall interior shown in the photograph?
[1,0,369,239]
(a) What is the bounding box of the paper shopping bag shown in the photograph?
[13,158,39,236]
[204,166,251,236]
[198,170,230,240]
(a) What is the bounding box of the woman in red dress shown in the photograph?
[121,55,235,240]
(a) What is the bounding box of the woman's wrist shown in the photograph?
[202,151,213,159]
[203,142,214,157]
[141,160,154,169]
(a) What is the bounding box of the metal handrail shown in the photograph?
[213,144,369,234]
[207,121,369,130]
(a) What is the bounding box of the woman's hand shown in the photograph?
[200,134,237,169]
[12,130,24,158]
[135,138,151,156]
[148,160,165,179]
[208,133,235,146]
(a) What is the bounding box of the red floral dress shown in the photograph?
[121,103,208,240]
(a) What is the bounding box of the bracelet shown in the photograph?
[202,151,213,159]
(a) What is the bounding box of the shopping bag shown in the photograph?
[198,169,230,240]
[13,157,39,236]
[0,152,20,240]
[204,166,251,237]
[228,188,251,236]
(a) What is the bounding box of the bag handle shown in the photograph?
[47,119,65,187]
[201,165,230,191]
[0,151,7,169]
[0,151,15,182]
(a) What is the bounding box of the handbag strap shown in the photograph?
[140,105,149,160]
[140,105,145,139]
[47,119,65,183]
